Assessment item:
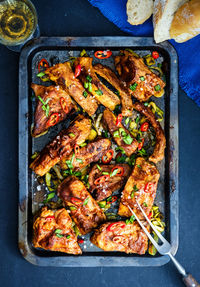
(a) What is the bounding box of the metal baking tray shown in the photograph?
[18,37,178,267]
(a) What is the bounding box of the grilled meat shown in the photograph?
[93,63,133,116]
[133,102,166,163]
[103,109,138,156]
[45,62,98,116]
[74,57,120,110]
[33,206,82,254]
[57,176,106,235]
[60,138,111,170]
[89,163,131,201]
[118,157,160,219]
[115,50,165,101]
[90,221,148,254]
[31,84,75,137]
[30,116,91,176]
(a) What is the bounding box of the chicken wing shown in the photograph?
[93,63,133,116]
[60,138,111,170]
[115,50,165,101]
[31,84,75,137]
[45,62,98,116]
[74,57,120,110]
[90,221,148,254]
[57,176,106,235]
[118,157,160,219]
[103,108,138,157]
[89,163,131,201]
[33,206,82,254]
[30,116,91,176]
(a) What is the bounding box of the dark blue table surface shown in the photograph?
[0,1,199,286]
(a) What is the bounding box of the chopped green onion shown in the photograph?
[55,229,64,238]
[129,82,138,91]
[129,215,135,223]
[140,76,145,81]
[69,132,75,138]
[154,84,161,91]
[115,90,120,97]
[135,116,140,124]
[37,72,45,77]
[133,185,139,191]
[116,155,126,164]
[95,89,103,96]
[143,202,148,207]
[79,142,87,147]
[76,158,83,164]
[110,168,118,177]
[38,96,50,117]
[138,148,147,156]
[83,197,89,206]
[66,235,71,239]
[66,153,75,169]
[144,102,149,107]
[97,164,102,171]
[86,75,92,82]
[83,90,88,98]
[74,171,82,177]
[102,172,109,175]
[123,134,133,145]
[84,82,89,89]
[98,201,106,208]
[69,206,77,211]
[45,192,55,202]
[80,49,88,57]
[137,164,141,168]
[113,130,120,138]
[88,82,92,92]
[131,191,135,199]
[125,117,130,125]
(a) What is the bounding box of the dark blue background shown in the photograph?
[0,0,199,286]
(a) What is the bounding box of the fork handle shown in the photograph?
[183,274,200,287]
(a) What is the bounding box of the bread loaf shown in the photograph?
[126,0,153,25]
[170,0,200,43]
[153,0,188,43]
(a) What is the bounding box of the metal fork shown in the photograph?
[127,201,200,287]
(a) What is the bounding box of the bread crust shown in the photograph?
[126,0,153,25]
[170,0,200,43]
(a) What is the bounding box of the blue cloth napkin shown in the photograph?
[88,0,200,106]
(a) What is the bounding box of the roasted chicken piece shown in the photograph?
[133,102,166,163]
[118,157,160,219]
[33,206,82,254]
[90,221,148,254]
[30,116,91,176]
[93,63,133,117]
[103,108,138,156]
[45,62,98,116]
[115,50,165,101]
[74,57,120,111]
[31,84,75,137]
[60,138,111,170]
[89,163,131,201]
[57,176,106,235]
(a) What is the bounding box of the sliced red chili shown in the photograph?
[138,138,144,150]
[111,166,124,177]
[94,50,112,59]
[94,175,110,186]
[71,197,83,205]
[60,97,69,114]
[38,58,49,73]
[47,113,60,127]
[141,122,149,132]
[152,51,159,59]
[102,149,114,164]
[46,216,55,220]
[74,64,81,78]
[144,182,154,193]
[148,211,152,219]
[107,195,118,204]
[74,144,80,156]
[107,222,126,232]
[116,113,123,126]
[78,238,84,244]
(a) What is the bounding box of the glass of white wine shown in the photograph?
[0,0,39,51]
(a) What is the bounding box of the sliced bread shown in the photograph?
[127,0,154,25]
[153,0,188,43]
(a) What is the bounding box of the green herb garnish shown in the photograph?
[55,229,63,238]
[138,148,147,156]
[129,215,135,223]
[133,185,139,192]
[84,82,89,89]
[123,134,133,145]
[154,84,161,91]
[69,206,77,211]
[43,192,55,203]
[66,235,71,239]
[86,75,92,82]
[135,116,140,124]
[97,164,102,171]
[95,89,103,96]
[110,168,118,177]
[69,132,75,138]
[131,191,135,199]
[38,96,50,117]
[79,142,87,147]
[88,82,92,92]
[83,197,89,206]
[113,130,120,138]
[116,155,126,164]
[137,164,141,168]
[140,76,145,81]
[76,158,83,164]
[144,102,149,107]
[143,202,148,207]
[125,117,130,125]
[83,91,88,98]
[66,153,75,169]
[129,82,138,91]
[102,171,109,175]
[37,72,45,77]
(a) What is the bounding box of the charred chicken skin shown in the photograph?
[60,138,111,170]
[33,206,82,254]
[118,157,160,219]
[115,50,165,102]
[93,63,133,117]
[30,116,91,176]
[133,101,166,163]
[89,163,131,201]
[45,62,99,116]
[74,57,120,111]
[57,176,106,235]
[31,84,75,137]
[90,221,148,254]
[103,108,138,157]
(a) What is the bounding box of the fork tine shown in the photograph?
[135,199,169,245]
[127,205,160,250]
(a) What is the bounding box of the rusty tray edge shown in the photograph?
[18,36,178,267]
